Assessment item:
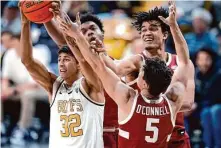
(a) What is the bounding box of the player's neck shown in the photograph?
[15,48,21,57]
[64,74,80,87]
[144,45,166,61]
[141,89,159,100]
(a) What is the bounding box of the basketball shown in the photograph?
[21,0,53,24]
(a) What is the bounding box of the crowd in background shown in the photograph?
[1,1,221,148]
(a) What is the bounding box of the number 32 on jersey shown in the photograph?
[60,114,83,137]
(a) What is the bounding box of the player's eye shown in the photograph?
[142,28,147,32]
[81,29,86,35]
[149,27,158,31]
[91,26,96,31]
[64,59,70,62]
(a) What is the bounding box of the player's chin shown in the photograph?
[59,72,67,79]
[145,44,159,50]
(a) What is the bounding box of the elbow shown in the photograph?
[21,57,27,65]
[21,57,32,67]
[184,102,194,111]
[181,101,194,112]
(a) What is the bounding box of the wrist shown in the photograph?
[169,21,178,28]
[21,21,30,25]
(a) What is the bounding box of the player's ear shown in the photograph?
[163,31,168,40]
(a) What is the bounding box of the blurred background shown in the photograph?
[1,1,221,148]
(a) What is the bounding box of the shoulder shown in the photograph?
[79,77,90,93]
[3,49,16,59]
[165,82,185,103]
[126,54,143,61]
[2,49,16,67]
[131,54,143,66]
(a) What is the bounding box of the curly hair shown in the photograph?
[132,7,170,33]
[143,57,172,96]
[80,13,104,33]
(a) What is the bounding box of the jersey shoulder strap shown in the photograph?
[50,76,64,107]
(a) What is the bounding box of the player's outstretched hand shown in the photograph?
[56,12,81,38]
[158,1,177,27]
[90,38,106,53]
[18,1,30,24]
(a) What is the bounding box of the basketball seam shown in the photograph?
[23,2,52,13]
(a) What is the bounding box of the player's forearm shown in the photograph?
[75,31,102,71]
[98,65,122,99]
[116,60,138,77]
[64,35,85,63]
[170,23,189,65]
[44,20,66,48]
[65,35,102,91]
[20,22,34,65]
[103,56,120,75]
[180,63,195,111]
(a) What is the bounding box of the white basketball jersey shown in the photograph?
[49,77,104,148]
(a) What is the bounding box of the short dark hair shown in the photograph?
[58,45,74,57]
[132,7,170,33]
[143,57,172,96]
[1,30,13,37]
[12,34,20,40]
[80,13,104,33]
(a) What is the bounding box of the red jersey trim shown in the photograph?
[119,91,139,125]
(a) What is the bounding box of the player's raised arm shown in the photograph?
[56,13,136,107]
[159,1,189,65]
[54,12,103,95]
[101,53,142,77]
[19,5,57,102]
[44,1,66,48]
[90,39,142,76]
[159,1,195,111]
[65,36,103,93]
[165,58,190,114]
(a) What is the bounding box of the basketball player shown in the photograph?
[57,11,193,147]
[19,5,105,148]
[95,2,195,147]
[44,2,119,147]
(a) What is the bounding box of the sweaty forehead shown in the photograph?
[142,20,161,27]
[81,21,98,29]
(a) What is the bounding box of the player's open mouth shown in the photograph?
[144,38,153,42]
[60,70,67,72]
[89,36,97,42]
